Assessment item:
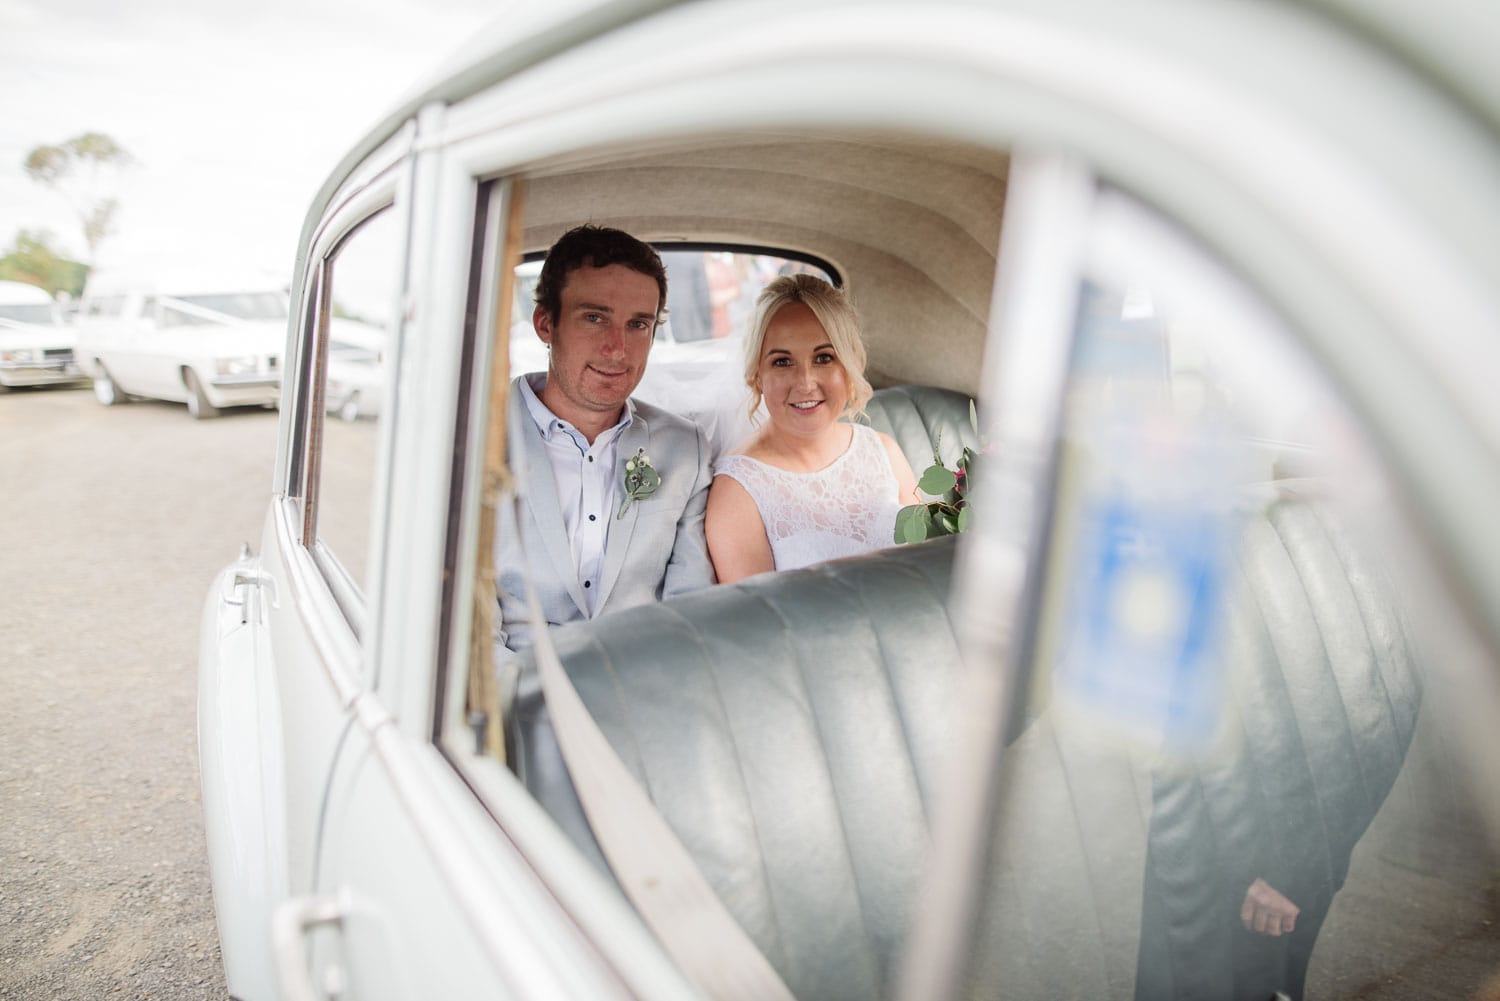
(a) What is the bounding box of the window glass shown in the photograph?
[313,208,398,592]
[83,294,124,318]
[510,248,834,462]
[159,292,288,327]
[966,212,1499,1000]
[0,303,54,323]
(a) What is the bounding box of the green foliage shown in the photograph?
[917,464,957,496]
[22,131,134,263]
[893,402,985,545]
[894,444,976,544]
[0,230,89,299]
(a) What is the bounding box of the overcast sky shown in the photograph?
[0,0,496,289]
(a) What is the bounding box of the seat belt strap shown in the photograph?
[511,495,797,1001]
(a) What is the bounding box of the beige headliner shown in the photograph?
[519,130,1009,397]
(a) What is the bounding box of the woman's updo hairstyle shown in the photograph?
[742,273,874,422]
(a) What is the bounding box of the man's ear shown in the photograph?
[533,304,554,346]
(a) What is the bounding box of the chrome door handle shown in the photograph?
[272,891,348,1001]
[227,568,277,625]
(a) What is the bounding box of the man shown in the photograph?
[496,225,715,659]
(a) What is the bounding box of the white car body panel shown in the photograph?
[198,1,1500,998]
[76,289,285,413]
[0,280,83,388]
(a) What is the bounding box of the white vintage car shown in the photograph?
[75,286,286,418]
[199,2,1500,1000]
[0,279,85,390]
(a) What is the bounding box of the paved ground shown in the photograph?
[1,386,277,1000]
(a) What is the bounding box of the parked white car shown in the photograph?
[0,279,85,390]
[324,323,389,422]
[75,287,286,418]
[200,2,1500,1000]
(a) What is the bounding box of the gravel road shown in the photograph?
[1,386,278,1000]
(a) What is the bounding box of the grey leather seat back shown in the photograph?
[511,379,1419,1000]
[860,384,977,471]
[966,492,1421,1001]
[515,538,962,1001]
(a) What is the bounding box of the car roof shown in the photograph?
[302,0,1500,255]
[0,279,53,306]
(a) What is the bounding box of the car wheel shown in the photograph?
[183,369,221,420]
[337,393,361,422]
[92,366,126,406]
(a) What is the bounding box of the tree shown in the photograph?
[0,230,88,299]
[23,131,134,273]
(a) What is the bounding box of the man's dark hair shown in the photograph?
[533,224,668,323]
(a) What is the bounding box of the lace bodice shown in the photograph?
[715,423,904,570]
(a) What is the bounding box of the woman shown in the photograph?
[706,274,918,583]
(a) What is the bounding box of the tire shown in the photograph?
[92,365,126,406]
[183,369,220,420]
[337,393,361,423]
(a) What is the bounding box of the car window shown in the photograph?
[510,248,834,462]
[310,208,397,595]
[158,292,289,328]
[0,302,54,323]
[950,186,1499,999]
[83,294,124,318]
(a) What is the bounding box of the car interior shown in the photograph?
[303,119,1495,999]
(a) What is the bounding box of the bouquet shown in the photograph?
[894,411,978,544]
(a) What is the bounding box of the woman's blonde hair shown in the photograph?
[743,273,874,422]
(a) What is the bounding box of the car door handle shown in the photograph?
[272,891,348,1001]
[227,568,277,625]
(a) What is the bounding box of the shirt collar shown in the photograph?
[519,372,635,443]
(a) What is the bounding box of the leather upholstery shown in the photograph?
[511,388,1418,1001]
[966,492,1420,1001]
[515,537,962,1001]
[1130,495,1420,1001]
[859,383,977,471]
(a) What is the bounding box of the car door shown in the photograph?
[267,118,671,997]
[905,153,1500,1001]
[112,295,165,397]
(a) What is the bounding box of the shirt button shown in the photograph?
[588,514,596,522]
[587,455,594,463]
[584,580,591,589]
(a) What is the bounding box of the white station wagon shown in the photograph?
[199,2,1500,1000]
[0,279,84,390]
[76,286,285,418]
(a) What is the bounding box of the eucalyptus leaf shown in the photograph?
[957,504,971,533]
[918,465,957,496]
[895,504,933,544]
[894,505,920,544]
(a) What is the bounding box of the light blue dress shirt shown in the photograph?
[518,373,634,616]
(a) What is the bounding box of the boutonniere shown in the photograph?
[618,447,662,519]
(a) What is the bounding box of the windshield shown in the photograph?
[0,303,55,324]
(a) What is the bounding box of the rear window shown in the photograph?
[510,246,836,460]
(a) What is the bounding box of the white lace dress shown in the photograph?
[714,423,904,570]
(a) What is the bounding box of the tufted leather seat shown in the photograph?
[509,386,1419,1000]
[860,383,977,471]
[964,490,1421,1001]
[514,537,963,1001]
